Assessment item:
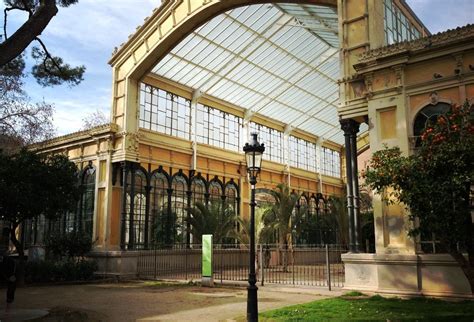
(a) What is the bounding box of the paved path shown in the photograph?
[1,282,341,321]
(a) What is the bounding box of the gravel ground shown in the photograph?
[0,281,341,321]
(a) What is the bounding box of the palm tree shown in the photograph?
[260,183,306,272]
[231,206,266,246]
[326,194,349,246]
[185,201,236,244]
[326,189,373,248]
[151,209,179,248]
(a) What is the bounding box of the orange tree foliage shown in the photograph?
[363,102,474,292]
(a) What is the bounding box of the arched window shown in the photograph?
[22,215,48,247]
[413,102,450,147]
[309,195,317,218]
[124,167,148,249]
[294,194,308,245]
[209,178,223,204]
[224,180,239,215]
[299,195,308,210]
[300,194,320,244]
[224,180,239,245]
[191,176,207,207]
[316,194,327,218]
[171,172,188,244]
[413,102,451,252]
[80,166,96,237]
[150,169,169,246]
[134,169,148,248]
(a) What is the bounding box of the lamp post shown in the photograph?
[243,132,265,322]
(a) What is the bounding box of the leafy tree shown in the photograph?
[0,149,80,260]
[185,201,236,244]
[363,102,474,293]
[1,1,85,148]
[45,231,92,261]
[260,184,306,271]
[1,0,84,86]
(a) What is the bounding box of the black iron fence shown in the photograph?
[137,244,347,289]
[259,244,346,289]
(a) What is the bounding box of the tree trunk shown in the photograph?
[450,186,474,294]
[0,0,58,67]
[278,231,288,272]
[9,223,24,260]
[10,222,25,286]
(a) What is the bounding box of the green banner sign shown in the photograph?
[202,235,212,277]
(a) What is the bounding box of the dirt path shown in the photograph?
[0,281,341,321]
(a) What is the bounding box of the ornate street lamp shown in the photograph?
[243,132,265,322]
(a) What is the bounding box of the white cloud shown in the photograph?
[43,1,157,52]
[52,97,110,135]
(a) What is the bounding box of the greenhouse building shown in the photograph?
[27,0,474,297]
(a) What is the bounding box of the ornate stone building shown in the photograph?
[29,0,473,296]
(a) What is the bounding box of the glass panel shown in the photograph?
[171,175,188,244]
[138,83,191,140]
[150,171,168,245]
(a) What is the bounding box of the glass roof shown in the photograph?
[152,3,366,146]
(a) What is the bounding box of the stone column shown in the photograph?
[349,121,361,252]
[120,161,130,250]
[340,119,360,252]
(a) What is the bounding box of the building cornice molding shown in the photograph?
[358,24,474,64]
[30,123,119,151]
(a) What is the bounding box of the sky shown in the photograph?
[2,0,473,135]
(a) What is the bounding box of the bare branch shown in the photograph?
[3,8,8,41]
[34,36,65,75]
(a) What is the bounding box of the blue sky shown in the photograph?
[2,0,473,135]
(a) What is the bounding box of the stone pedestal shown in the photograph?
[89,251,139,279]
[343,253,472,298]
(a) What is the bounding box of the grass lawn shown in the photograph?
[260,293,474,321]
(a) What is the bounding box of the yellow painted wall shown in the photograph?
[109,187,122,248]
[96,188,106,245]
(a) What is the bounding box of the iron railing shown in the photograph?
[259,244,346,288]
[137,243,347,289]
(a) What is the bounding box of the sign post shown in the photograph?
[202,234,214,287]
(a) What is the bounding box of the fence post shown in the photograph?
[220,246,223,284]
[325,244,331,291]
[185,246,188,281]
[292,247,295,285]
[154,247,157,280]
[259,244,264,286]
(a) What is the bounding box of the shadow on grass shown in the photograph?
[260,295,474,321]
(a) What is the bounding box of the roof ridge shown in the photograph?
[30,123,118,148]
[359,24,474,62]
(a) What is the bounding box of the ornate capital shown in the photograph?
[340,119,360,135]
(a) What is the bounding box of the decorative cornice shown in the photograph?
[109,0,174,66]
[30,123,119,150]
[358,24,474,63]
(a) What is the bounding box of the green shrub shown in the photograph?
[25,260,98,283]
[45,231,93,260]
[25,261,57,283]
